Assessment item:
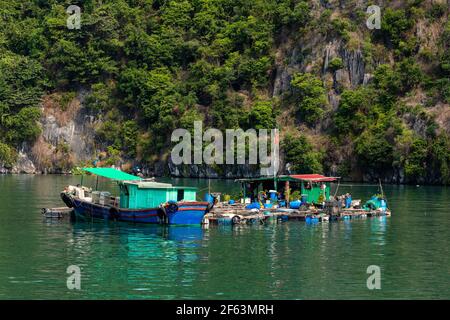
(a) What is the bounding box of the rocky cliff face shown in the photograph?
[1,90,99,174]
[2,0,448,185]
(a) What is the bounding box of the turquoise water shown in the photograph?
[0,175,449,299]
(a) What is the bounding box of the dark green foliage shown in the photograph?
[283,134,324,174]
[426,2,447,21]
[355,127,395,172]
[372,60,423,106]
[96,118,139,158]
[430,134,450,184]
[0,142,16,168]
[373,64,402,106]
[379,8,414,48]
[0,0,448,185]
[290,73,327,126]
[2,107,42,146]
[85,82,114,112]
[328,58,343,72]
[403,138,428,180]
[396,58,423,91]
[334,87,374,135]
[0,52,42,147]
[247,101,276,129]
[439,21,450,76]
[330,17,354,41]
[121,120,138,158]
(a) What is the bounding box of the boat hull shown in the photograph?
[69,196,209,225]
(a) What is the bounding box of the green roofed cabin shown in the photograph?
[236,174,339,204]
[81,168,198,209]
[118,181,197,209]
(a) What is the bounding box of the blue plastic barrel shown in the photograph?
[228,200,235,205]
[311,217,319,223]
[380,199,386,211]
[289,200,301,209]
[245,202,261,210]
[301,194,308,204]
[305,216,312,223]
[269,190,277,200]
[204,193,214,203]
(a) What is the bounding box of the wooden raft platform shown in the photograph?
[207,203,390,225]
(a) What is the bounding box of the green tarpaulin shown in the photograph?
[82,168,142,181]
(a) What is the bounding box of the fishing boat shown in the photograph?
[60,168,213,225]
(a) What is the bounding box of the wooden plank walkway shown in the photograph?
[207,203,390,225]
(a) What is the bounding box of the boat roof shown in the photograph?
[123,180,197,190]
[81,168,197,190]
[236,174,339,183]
[289,174,339,182]
[82,167,142,181]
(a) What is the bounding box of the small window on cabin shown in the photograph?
[177,189,184,201]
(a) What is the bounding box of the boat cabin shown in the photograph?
[80,168,198,209]
[118,181,197,209]
[236,174,339,205]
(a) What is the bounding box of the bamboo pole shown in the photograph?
[379,178,389,208]
[333,179,340,197]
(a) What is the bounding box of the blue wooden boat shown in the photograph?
[61,168,212,225]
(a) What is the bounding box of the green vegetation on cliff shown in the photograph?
[0,0,448,183]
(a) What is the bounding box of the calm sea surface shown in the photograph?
[0,175,448,299]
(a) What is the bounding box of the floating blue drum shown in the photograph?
[301,194,308,204]
[289,200,301,209]
[269,190,277,201]
[204,193,214,203]
[245,202,261,210]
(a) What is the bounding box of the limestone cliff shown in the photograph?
[1,0,449,185]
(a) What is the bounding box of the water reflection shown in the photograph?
[65,222,205,298]
[370,216,387,246]
[1,175,449,299]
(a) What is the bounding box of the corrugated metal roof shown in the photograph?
[236,174,339,183]
[290,174,339,182]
